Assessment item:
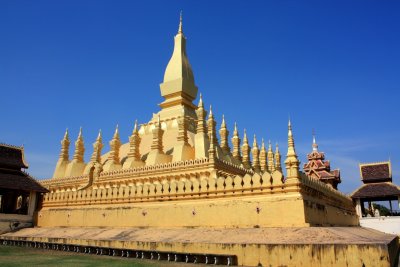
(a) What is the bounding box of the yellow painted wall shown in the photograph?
[38,172,359,228]
[38,194,309,228]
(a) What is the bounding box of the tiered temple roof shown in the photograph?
[0,144,47,193]
[302,135,341,189]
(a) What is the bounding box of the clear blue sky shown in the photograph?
[1,1,399,194]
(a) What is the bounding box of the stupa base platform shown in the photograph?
[1,227,399,266]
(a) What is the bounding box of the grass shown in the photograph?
[0,246,198,267]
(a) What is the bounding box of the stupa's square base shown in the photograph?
[1,227,398,266]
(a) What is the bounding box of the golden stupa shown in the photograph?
[2,15,398,267]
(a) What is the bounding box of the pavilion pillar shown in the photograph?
[398,197,400,209]
[355,199,362,218]
[27,191,37,216]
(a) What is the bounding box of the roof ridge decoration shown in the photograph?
[0,142,24,150]
[359,160,391,166]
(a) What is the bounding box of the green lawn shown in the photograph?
[0,246,198,267]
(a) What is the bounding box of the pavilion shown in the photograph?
[0,144,48,234]
[351,161,400,217]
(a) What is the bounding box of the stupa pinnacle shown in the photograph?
[159,12,198,119]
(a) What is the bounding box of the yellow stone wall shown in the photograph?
[37,194,308,228]
[38,166,358,228]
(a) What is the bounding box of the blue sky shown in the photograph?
[1,1,399,194]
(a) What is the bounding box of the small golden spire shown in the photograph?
[219,115,230,155]
[252,134,260,173]
[90,129,103,163]
[196,94,207,134]
[108,125,121,164]
[287,119,296,156]
[151,115,164,153]
[231,122,242,163]
[128,119,142,161]
[241,129,251,169]
[73,127,85,162]
[285,119,300,180]
[207,105,217,161]
[198,93,204,108]
[267,140,275,173]
[275,142,282,172]
[260,138,267,172]
[59,128,70,161]
[207,105,218,146]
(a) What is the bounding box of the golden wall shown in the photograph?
[37,164,358,228]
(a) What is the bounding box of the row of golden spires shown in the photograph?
[56,95,298,176]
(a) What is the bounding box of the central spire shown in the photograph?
[159,12,198,111]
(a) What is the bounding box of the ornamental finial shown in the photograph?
[287,119,295,153]
[96,129,102,141]
[78,127,83,139]
[178,11,183,34]
[63,128,69,140]
[198,93,203,108]
[253,134,258,148]
[312,129,318,152]
[221,114,226,128]
[113,124,119,139]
